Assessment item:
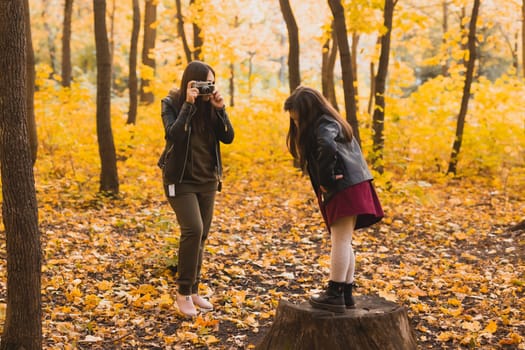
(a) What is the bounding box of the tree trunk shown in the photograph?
[140,0,156,104]
[279,0,301,93]
[351,32,360,110]
[256,298,417,350]
[24,0,38,165]
[371,0,395,174]
[42,0,58,77]
[328,0,361,145]
[229,62,235,107]
[368,60,376,115]
[62,0,73,87]
[93,0,119,194]
[127,0,140,125]
[441,0,449,77]
[447,0,480,175]
[175,0,191,63]
[322,20,338,110]
[193,27,202,61]
[458,6,467,67]
[190,0,202,60]
[109,0,116,90]
[0,1,42,348]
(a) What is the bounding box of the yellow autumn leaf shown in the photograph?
[65,287,82,303]
[158,294,174,310]
[177,330,199,343]
[447,298,462,307]
[84,294,101,310]
[132,284,158,296]
[97,280,113,292]
[163,336,178,345]
[499,333,523,345]
[462,321,481,332]
[437,331,455,342]
[453,231,467,240]
[483,320,498,334]
[132,294,151,308]
[203,335,220,345]
[194,316,219,328]
[411,303,429,313]
[440,306,464,317]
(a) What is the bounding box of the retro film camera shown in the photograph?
[192,81,215,95]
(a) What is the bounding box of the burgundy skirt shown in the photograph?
[318,180,384,231]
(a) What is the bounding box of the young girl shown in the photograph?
[284,86,383,313]
[159,61,234,317]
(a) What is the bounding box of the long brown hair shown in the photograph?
[172,60,216,133]
[284,86,353,170]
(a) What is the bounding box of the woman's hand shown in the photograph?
[210,90,225,109]
[186,81,199,104]
[320,175,343,193]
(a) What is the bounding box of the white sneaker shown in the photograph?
[176,293,197,317]
[191,294,213,311]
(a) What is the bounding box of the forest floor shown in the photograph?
[11,164,519,350]
[0,103,523,350]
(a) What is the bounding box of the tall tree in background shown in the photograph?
[41,0,58,77]
[191,0,203,60]
[371,0,396,174]
[109,0,116,88]
[441,0,449,77]
[321,20,338,110]
[367,37,380,115]
[328,0,361,145]
[458,5,468,67]
[127,0,140,124]
[175,0,192,63]
[62,0,73,87]
[447,0,481,175]
[140,0,157,104]
[279,0,301,93]
[351,32,360,110]
[93,0,119,194]
[24,0,37,165]
[228,16,240,107]
[0,0,42,348]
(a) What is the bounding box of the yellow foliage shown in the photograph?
[157,294,174,310]
[84,294,101,310]
[65,287,83,303]
[483,320,498,334]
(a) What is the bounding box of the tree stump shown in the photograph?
[255,296,417,350]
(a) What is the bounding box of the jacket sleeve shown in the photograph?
[316,119,340,188]
[161,97,196,140]
[215,108,235,144]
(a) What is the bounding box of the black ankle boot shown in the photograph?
[344,282,356,309]
[309,281,345,313]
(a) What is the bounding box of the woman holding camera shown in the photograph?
[159,60,234,317]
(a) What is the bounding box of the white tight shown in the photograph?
[329,216,357,283]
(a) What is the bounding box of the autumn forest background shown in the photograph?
[0,0,524,349]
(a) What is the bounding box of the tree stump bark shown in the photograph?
[255,296,417,350]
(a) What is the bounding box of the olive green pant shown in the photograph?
[167,190,216,295]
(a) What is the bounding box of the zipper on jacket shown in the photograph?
[179,125,191,183]
[179,104,197,180]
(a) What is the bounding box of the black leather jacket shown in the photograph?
[307,115,372,203]
[158,96,234,188]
